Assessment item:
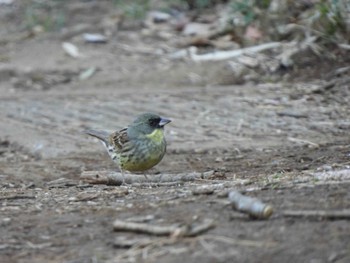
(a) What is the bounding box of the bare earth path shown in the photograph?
[0,18,350,263]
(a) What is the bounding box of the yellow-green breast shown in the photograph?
[119,128,166,172]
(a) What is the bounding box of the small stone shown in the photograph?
[192,186,215,195]
[215,157,223,162]
[83,33,108,43]
[202,170,214,178]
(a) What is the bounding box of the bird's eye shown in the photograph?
[149,118,160,127]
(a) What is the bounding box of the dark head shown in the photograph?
[129,113,171,136]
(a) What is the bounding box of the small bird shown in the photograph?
[85,112,171,175]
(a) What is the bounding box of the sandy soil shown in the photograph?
[0,2,349,263]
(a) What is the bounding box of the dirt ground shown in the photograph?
[0,2,350,263]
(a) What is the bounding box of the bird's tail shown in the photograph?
[85,130,110,147]
[85,130,118,162]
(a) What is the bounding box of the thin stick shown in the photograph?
[113,219,215,237]
[113,220,187,236]
[283,210,350,219]
[187,219,216,237]
[189,42,282,62]
[80,171,211,185]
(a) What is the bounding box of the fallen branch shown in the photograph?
[113,219,215,237]
[80,171,213,185]
[228,191,273,219]
[188,42,282,62]
[283,210,350,220]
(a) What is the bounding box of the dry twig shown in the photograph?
[80,171,212,185]
[188,42,282,62]
[283,210,350,220]
[113,219,215,237]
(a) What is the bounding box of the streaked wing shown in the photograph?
[109,127,129,150]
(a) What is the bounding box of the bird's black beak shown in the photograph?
[159,117,171,127]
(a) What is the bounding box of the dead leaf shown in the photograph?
[62,42,80,58]
[244,26,263,42]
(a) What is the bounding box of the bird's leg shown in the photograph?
[119,168,128,186]
[142,173,154,189]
